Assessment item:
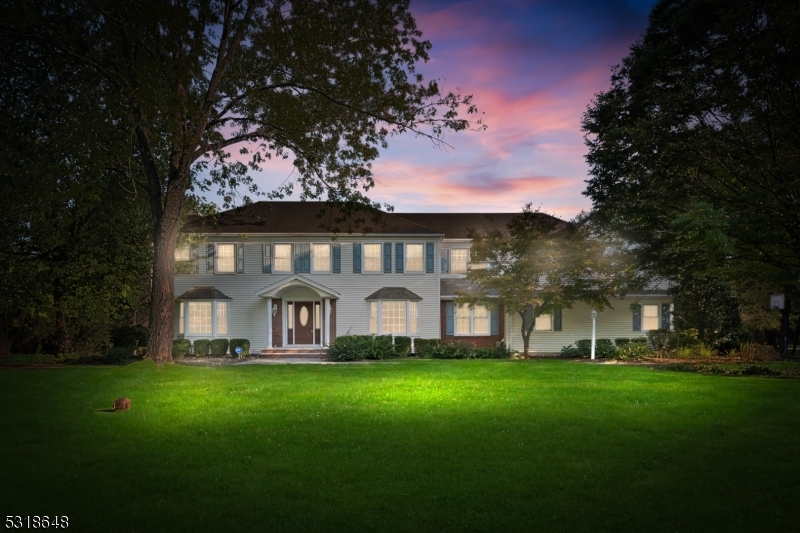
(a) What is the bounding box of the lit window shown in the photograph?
[216,302,228,335]
[313,244,330,272]
[456,304,471,334]
[643,305,659,331]
[178,302,185,335]
[217,244,235,273]
[274,244,292,272]
[474,305,489,334]
[382,301,407,334]
[534,313,552,331]
[406,244,424,272]
[410,301,418,335]
[369,302,378,334]
[175,247,190,261]
[188,302,212,334]
[364,243,381,272]
[451,249,468,274]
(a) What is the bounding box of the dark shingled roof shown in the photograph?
[175,287,232,300]
[441,279,499,298]
[364,287,423,301]
[181,201,567,238]
[182,201,439,235]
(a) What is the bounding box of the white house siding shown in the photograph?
[505,298,672,354]
[174,235,441,351]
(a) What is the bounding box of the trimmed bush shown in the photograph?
[329,335,370,361]
[739,342,776,362]
[210,338,229,357]
[229,339,250,357]
[616,343,650,360]
[193,339,210,357]
[172,339,191,357]
[365,335,395,359]
[394,336,412,357]
[473,344,513,359]
[413,338,441,357]
[561,339,616,358]
[615,338,631,346]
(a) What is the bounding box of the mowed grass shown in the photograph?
[1,360,799,532]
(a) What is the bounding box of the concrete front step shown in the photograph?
[259,349,328,359]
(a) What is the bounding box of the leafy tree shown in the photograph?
[4,0,483,361]
[668,274,741,349]
[582,0,800,290]
[457,206,620,357]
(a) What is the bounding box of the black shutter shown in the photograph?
[446,302,454,335]
[383,242,392,273]
[263,244,272,273]
[302,243,311,273]
[207,243,215,273]
[332,243,341,273]
[236,243,245,273]
[395,243,404,273]
[661,303,671,330]
[524,305,534,331]
[490,306,499,335]
[353,243,362,273]
[554,306,562,331]
[426,242,435,273]
[633,305,642,331]
[294,244,302,273]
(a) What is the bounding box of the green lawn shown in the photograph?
[1,360,799,532]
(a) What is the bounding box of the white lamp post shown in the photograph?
[590,309,598,360]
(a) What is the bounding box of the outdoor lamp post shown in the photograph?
[590,309,598,360]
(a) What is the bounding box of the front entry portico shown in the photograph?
[256,275,339,349]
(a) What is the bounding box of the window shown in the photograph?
[217,244,235,273]
[175,247,190,261]
[313,244,330,272]
[364,243,381,272]
[451,249,468,274]
[643,304,659,331]
[274,244,292,273]
[216,301,228,335]
[534,313,552,332]
[382,301,407,334]
[369,300,418,335]
[188,302,212,334]
[369,302,378,334]
[406,244,424,272]
[184,301,229,336]
[456,304,490,335]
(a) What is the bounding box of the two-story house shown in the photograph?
[174,202,671,354]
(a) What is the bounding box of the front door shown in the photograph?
[292,301,314,345]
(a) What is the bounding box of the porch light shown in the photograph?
[272,304,278,317]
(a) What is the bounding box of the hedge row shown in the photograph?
[328,335,408,361]
[171,338,250,357]
[560,337,649,360]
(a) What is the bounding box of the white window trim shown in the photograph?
[534,313,553,332]
[370,300,419,336]
[215,243,236,274]
[404,243,425,274]
[311,243,331,274]
[449,248,469,276]
[455,304,491,336]
[642,304,660,332]
[363,243,382,274]
[273,243,293,274]
[181,300,229,337]
[175,246,191,262]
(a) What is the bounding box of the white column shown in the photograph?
[266,297,273,349]
[324,298,331,346]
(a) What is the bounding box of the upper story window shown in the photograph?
[313,244,330,272]
[451,249,468,274]
[456,304,490,335]
[217,244,236,273]
[642,304,659,331]
[364,243,381,272]
[175,247,191,261]
[406,244,424,272]
[274,244,292,273]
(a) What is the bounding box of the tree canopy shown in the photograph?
[582,0,800,289]
[457,207,619,357]
[4,0,483,361]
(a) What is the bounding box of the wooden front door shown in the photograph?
[292,301,314,345]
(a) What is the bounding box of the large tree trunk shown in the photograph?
[147,218,179,363]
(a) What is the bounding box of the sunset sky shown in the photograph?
[247,0,658,220]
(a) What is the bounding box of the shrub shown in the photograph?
[614,338,631,346]
[413,338,440,357]
[647,329,674,351]
[328,335,370,361]
[193,339,210,357]
[616,343,650,360]
[394,336,412,357]
[631,337,648,345]
[561,338,615,358]
[365,335,395,359]
[559,345,583,358]
[739,342,776,362]
[473,344,513,359]
[172,339,191,357]
[110,325,149,348]
[105,346,134,363]
[210,338,229,357]
[229,339,250,357]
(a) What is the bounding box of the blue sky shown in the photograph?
[244,0,657,219]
